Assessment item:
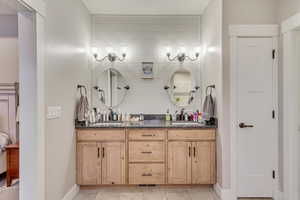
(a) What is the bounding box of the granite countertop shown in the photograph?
[75,120,217,129]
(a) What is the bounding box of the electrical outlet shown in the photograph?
[47,106,62,119]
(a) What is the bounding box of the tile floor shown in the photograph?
[73,186,220,200]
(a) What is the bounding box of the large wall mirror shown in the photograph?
[93,68,130,108]
[165,67,200,107]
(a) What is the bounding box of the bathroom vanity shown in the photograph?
[76,123,216,186]
[76,43,217,186]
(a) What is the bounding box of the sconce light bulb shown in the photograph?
[106,47,114,53]
[121,46,128,54]
[166,46,172,54]
[195,46,201,54]
[207,47,217,53]
[92,47,98,55]
[179,46,186,54]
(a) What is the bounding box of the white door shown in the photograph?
[236,37,276,197]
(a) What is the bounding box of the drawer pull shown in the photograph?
[142,134,155,137]
[193,147,196,157]
[189,146,191,157]
[142,173,152,177]
[141,151,152,154]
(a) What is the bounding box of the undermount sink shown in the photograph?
[90,122,123,126]
[171,122,202,126]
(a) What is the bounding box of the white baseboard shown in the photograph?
[213,183,236,200]
[214,183,222,198]
[62,184,79,200]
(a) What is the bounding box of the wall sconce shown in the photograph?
[92,47,127,63]
[166,46,200,63]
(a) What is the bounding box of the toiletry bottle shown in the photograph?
[166,109,171,121]
[184,112,189,121]
[172,111,177,122]
[180,109,185,121]
[140,113,144,121]
[113,111,117,121]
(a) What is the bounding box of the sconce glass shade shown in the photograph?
[106,47,114,54]
[166,46,172,54]
[121,46,128,54]
[92,47,99,55]
[195,46,201,54]
[179,46,186,54]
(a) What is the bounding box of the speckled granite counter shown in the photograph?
[75,120,217,129]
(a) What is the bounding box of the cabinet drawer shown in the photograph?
[77,129,125,141]
[128,129,165,140]
[129,164,165,184]
[168,129,215,141]
[129,142,165,163]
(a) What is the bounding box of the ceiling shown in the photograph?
[81,0,211,15]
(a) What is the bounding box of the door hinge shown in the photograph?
[272,170,276,179]
[272,49,276,59]
[272,110,275,119]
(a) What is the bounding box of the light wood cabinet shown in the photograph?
[102,142,126,184]
[129,163,165,184]
[128,129,165,140]
[168,141,216,184]
[191,142,216,184]
[76,128,216,186]
[129,141,165,163]
[77,140,125,185]
[168,141,191,184]
[77,142,101,185]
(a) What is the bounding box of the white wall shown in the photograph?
[44,0,91,199]
[0,15,18,83]
[91,15,202,114]
[201,0,223,187]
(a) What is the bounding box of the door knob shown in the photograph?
[239,123,254,128]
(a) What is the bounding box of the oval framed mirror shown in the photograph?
[165,67,199,107]
[94,68,130,108]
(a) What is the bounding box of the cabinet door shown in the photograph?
[192,142,216,184]
[102,142,126,184]
[77,142,101,185]
[168,141,191,184]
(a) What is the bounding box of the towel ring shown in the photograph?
[206,85,215,96]
[77,85,87,97]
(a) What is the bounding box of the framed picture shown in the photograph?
[141,62,154,79]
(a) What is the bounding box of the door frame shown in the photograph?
[15,0,46,199]
[281,12,300,200]
[229,25,280,200]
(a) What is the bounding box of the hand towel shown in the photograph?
[76,95,89,122]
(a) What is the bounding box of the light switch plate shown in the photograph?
[47,106,62,119]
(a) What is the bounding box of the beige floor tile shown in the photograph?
[74,186,218,200]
